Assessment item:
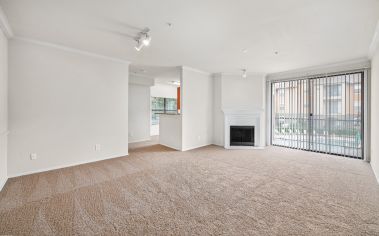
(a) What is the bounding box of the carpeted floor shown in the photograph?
[1,144,379,235]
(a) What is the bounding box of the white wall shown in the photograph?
[0,29,8,190]
[159,114,182,150]
[371,46,379,183]
[151,83,177,98]
[212,74,223,146]
[8,39,129,177]
[213,74,266,146]
[128,83,151,143]
[181,67,213,150]
[222,75,265,110]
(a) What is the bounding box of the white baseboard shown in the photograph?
[211,140,224,147]
[372,166,379,185]
[159,142,181,151]
[0,177,8,192]
[226,146,265,150]
[181,143,213,152]
[128,137,151,144]
[8,152,129,178]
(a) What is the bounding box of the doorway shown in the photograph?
[271,72,364,159]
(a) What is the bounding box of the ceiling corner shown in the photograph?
[369,20,379,59]
[0,5,13,38]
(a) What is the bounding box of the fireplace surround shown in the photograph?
[223,109,265,149]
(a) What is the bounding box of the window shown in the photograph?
[277,89,285,112]
[354,84,361,93]
[151,97,177,125]
[165,98,177,112]
[328,100,342,114]
[325,84,342,97]
[278,88,285,96]
[272,72,363,159]
[354,100,360,114]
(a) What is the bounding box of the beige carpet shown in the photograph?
[1,145,379,235]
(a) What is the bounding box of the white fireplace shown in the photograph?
[223,109,265,149]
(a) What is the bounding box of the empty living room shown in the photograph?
[1,0,379,235]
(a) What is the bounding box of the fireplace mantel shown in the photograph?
[222,108,264,115]
[222,109,265,149]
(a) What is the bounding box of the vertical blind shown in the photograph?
[271,72,364,159]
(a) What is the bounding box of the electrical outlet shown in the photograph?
[30,153,37,160]
[95,144,101,151]
[197,135,201,141]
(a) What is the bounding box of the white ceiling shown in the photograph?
[1,0,379,74]
[130,65,180,85]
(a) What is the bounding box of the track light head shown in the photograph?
[142,33,151,46]
[135,39,144,51]
[242,69,247,78]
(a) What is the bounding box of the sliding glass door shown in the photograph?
[271,72,364,159]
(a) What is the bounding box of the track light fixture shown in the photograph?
[242,69,247,78]
[135,28,151,51]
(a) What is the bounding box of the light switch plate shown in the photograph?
[30,153,37,160]
[95,144,101,151]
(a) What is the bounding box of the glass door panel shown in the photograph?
[271,72,363,159]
